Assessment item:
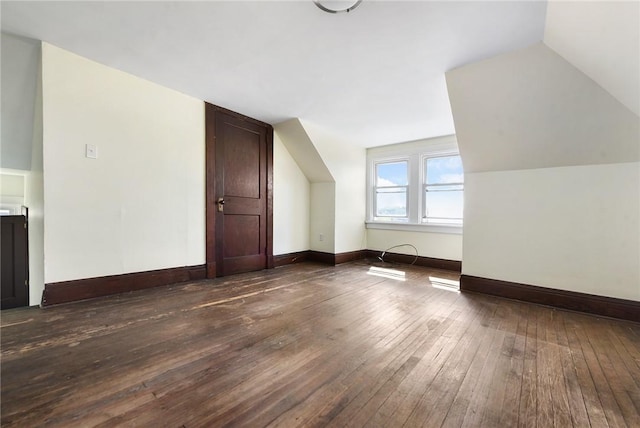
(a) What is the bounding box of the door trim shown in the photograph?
[1,215,29,309]
[205,103,273,278]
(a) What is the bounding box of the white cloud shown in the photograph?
[440,173,464,183]
[377,177,403,187]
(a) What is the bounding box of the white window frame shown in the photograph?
[422,154,464,226]
[366,135,462,234]
[372,158,410,222]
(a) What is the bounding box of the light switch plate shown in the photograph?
[86,144,98,159]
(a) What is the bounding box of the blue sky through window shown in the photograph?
[375,161,408,218]
[377,161,408,186]
[425,156,463,184]
[424,155,464,222]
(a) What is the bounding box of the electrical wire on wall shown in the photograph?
[378,243,419,265]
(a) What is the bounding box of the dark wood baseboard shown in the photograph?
[206,262,217,279]
[307,250,367,265]
[277,249,460,272]
[307,251,337,265]
[363,250,462,273]
[335,250,366,265]
[42,265,206,307]
[189,265,207,281]
[273,251,310,267]
[460,275,640,323]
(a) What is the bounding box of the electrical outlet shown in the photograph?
[86,144,98,159]
[319,233,324,242]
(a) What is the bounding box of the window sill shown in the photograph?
[365,221,463,235]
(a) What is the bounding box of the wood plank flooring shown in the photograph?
[2,261,639,427]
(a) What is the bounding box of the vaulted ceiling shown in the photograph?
[1,1,546,147]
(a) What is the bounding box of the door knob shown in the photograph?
[217,197,225,212]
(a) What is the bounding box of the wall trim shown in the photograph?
[460,275,640,323]
[42,265,206,307]
[335,250,366,265]
[363,250,462,272]
[308,251,338,265]
[42,252,462,306]
[273,251,310,267]
[278,249,461,272]
[279,250,364,266]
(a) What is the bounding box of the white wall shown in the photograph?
[275,118,366,256]
[447,43,639,173]
[545,0,640,116]
[273,133,310,255]
[332,145,366,254]
[42,43,205,283]
[274,119,333,183]
[367,229,462,261]
[1,33,40,170]
[26,181,45,304]
[273,119,336,254]
[1,34,45,305]
[303,121,366,253]
[309,182,336,253]
[448,40,640,301]
[365,136,463,261]
[463,163,640,301]
[0,173,25,207]
[26,65,44,305]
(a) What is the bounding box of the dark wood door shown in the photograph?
[206,104,273,277]
[1,215,28,309]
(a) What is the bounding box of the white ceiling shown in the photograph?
[1,1,546,147]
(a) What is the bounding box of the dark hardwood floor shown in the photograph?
[2,261,639,427]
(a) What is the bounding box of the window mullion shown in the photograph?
[408,155,420,223]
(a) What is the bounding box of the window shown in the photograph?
[366,136,463,233]
[423,155,464,225]
[374,160,408,221]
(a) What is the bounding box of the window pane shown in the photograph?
[376,188,407,217]
[425,155,463,185]
[424,189,463,222]
[426,184,464,192]
[377,161,408,186]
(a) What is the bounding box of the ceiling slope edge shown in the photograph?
[274,118,335,183]
[544,0,639,117]
[446,42,640,174]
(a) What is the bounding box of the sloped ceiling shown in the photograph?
[1,33,40,170]
[544,0,640,117]
[274,119,334,182]
[0,1,546,148]
[447,1,639,174]
[447,43,640,173]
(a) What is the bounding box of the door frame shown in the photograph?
[205,102,274,279]
[1,214,29,309]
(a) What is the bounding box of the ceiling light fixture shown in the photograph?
[314,0,362,14]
